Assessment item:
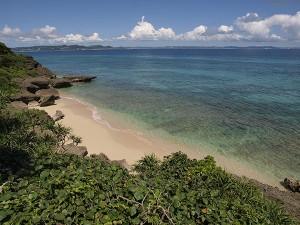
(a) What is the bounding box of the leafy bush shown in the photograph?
[0,152,296,225]
[0,108,58,182]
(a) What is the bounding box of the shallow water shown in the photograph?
[28,48,300,179]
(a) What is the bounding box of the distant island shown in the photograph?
[13,45,299,52]
[13,44,114,52]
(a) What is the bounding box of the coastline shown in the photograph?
[34,92,284,188]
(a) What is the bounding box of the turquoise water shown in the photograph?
[28,48,300,179]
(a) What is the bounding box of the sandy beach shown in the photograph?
[34,94,282,188]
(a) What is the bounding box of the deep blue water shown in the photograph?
[28,48,300,179]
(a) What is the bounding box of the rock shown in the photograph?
[112,159,129,169]
[62,75,96,83]
[22,81,40,93]
[50,78,72,88]
[10,101,27,109]
[283,178,300,192]
[11,90,40,104]
[39,95,56,107]
[89,154,129,169]
[36,88,59,99]
[62,143,88,157]
[26,77,50,89]
[52,110,65,122]
[24,56,55,78]
[27,101,39,107]
[90,153,110,162]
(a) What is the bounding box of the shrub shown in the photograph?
[0,152,296,225]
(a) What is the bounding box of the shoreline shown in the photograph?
[35,92,283,188]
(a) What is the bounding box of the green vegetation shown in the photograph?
[0,42,297,224]
[0,42,32,107]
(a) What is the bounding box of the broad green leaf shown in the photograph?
[129,206,137,216]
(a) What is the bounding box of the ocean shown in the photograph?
[28,48,300,179]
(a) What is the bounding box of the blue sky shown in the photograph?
[1,0,300,47]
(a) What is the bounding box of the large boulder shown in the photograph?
[26,77,50,89]
[27,100,39,108]
[22,81,40,93]
[39,95,56,107]
[50,78,72,88]
[90,153,110,162]
[61,143,88,157]
[89,153,129,169]
[10,101,27,109]
[283,178,300,192]
[112,159,129,169]
[11,90,40,104]
[62,75,96,83]
[36,88,59,99]
[52,110,65,122]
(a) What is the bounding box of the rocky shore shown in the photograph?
[7,56,129,169]
[6,54,300,221]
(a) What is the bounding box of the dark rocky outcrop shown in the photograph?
[22,82,40,93]
[62,75,96,83]
[39,95,56,107]
[11,90,40,104]
[61,143,88,157]
[10,101,27,109]
[36,88,59,99]
[25,77,50,89]
[52,110,65,122]
[50,78,72,88]
[283,178,300,193]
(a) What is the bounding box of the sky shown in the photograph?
[1,0,300,47]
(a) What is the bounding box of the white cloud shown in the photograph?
[0,25,103,44]
[2,12,300,46]
[206,33,243,41]
[115,34,127,40]
[125,16,176,40]
[235,11,300,40]
[115,12,300,43]
[30,25,58,39]
[178,25,207,40]
[0,25,21,36]
[218,25,233,33]
[237,13,260,23]
[120,17,208,41]
[0,24,102,45]
[39,25,56,35]
[54,32,102,43]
